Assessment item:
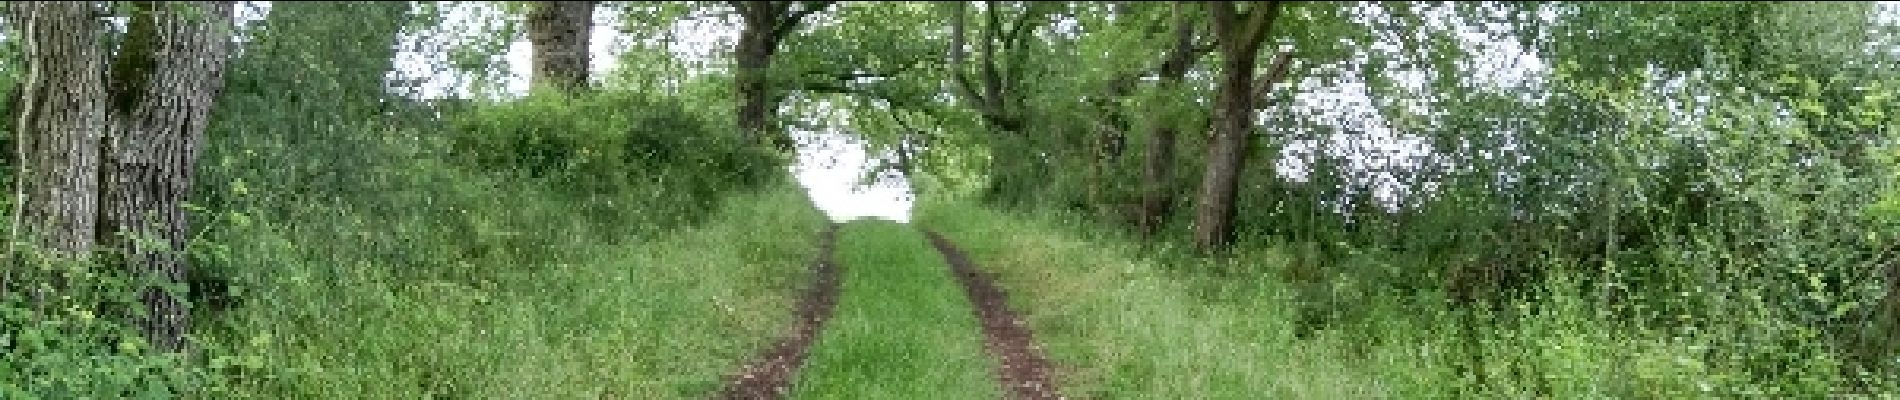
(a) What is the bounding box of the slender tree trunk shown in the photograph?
[1140,127,1179,235]
[7,2,108,260]
[1880,258,1900,358]
[1193,1,1276,252]
[97,1,234,353]
[1138,2,1201,238]
[526,1,593,92]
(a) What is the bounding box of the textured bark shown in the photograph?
[526,1,593,92]
[1193,1,1279,252]
[97,1,234,353]
[735,1,782,151]
[7,2,108,258]
[734,1,833,153]
[1138,2,1203,237]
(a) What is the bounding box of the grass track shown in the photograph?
[788,220,999,400]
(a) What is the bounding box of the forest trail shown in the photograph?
[717,222,1064,400]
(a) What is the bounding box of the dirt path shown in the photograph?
[716,223,843,400]
[924,230,1067,400]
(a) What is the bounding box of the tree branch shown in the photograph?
[1207,1,1236,43]
[793,78,923,112]
[1001,1,1043,51]
[948,1,986,107]
[772,0,834,39]
[981,0,1003,114]
[1253,49,1294,107]
[999,1,1055,92]
[1239,1,1283,49]
[1159,1,1202,78]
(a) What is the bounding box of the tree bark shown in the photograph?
[1138,1,1203,238]
[1192,1,1279,253]
[734,1,832,153]
[7,2,108,259]
[735,1,784,152]
[526,1,593,92]
[97,0,234,353]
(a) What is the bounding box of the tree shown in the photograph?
[732,0,835,152]
[6,1,108,258]
[99,0,235,353]
[1137,1,1209,237]
[8,0,234,353]
[526,1,594,92]
[1192,0,1287,252]
[946,1,1057,203]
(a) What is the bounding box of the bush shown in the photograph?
[446,89,781,205]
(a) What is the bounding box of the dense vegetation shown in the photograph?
[2,1,1897,398]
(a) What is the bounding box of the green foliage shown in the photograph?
[176,2,812,396]
[1,255,210,398]
[195,185,828,399]
[444,89,783,228]
[4,0,1898,397]
[918,200,1900,398]
[902,1,1900,395]
[2,1,816,397]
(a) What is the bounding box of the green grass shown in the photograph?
[198,185,830,399]
[915,202,1417,399]
[789,220,999,400]
[912,201,1825,399]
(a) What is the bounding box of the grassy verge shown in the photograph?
[198,185,828,399]
[917,202,1430,399]
[789,220,998,399]
[914,201,1814,398]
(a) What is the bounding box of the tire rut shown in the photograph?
[716,223,843,400]
[924,230,1067,400]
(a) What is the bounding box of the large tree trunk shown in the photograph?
[1138,2,1202,238]
[97,0,234,353]
[735,3,786,152]
[7,2,108,259]
[1192,1,1277,252]
[526,1,593,92]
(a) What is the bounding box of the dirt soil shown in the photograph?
[925,230,1067,400]
[716,224,844,400]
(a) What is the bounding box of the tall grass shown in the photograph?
[790,221,998,399]
[197,185,827,399]
[916,200,1896,399]
[0,8,819,393]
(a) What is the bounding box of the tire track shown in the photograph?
[716,223,843,400]
[924,230,1066,400]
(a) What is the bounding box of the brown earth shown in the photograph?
[715,223,843,400]
[925,230,1067,400]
